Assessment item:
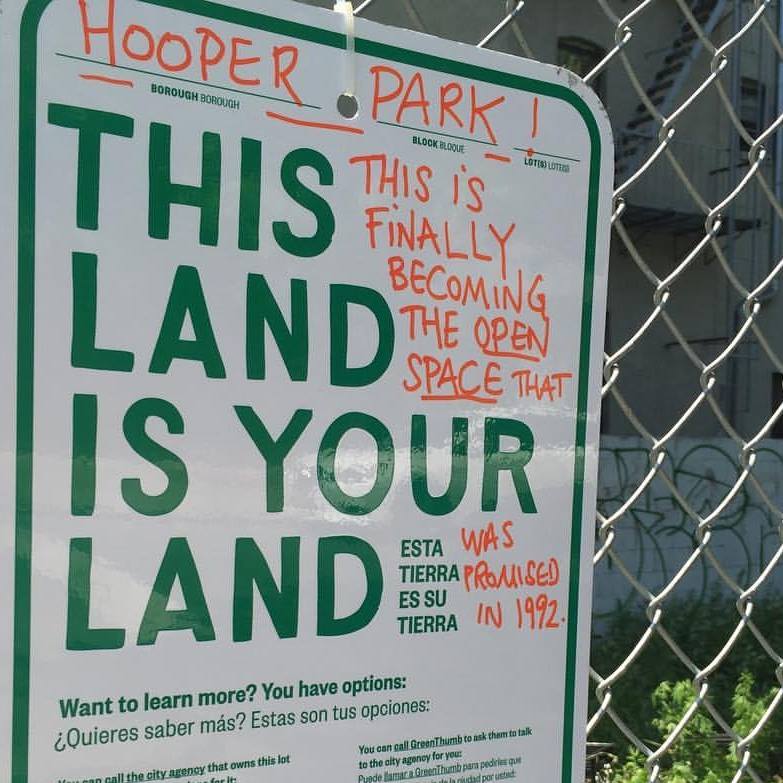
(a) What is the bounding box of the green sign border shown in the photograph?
[12,1,604,780]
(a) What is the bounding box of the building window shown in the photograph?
[772,373,783,439]
[558,37,607,103]
[740,78,765,150]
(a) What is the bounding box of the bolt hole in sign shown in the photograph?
[0,0,613,781]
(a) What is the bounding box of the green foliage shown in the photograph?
[591,592,783,780]
[606,672,780,782]
[608,750,649,783]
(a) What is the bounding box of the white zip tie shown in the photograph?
[334,1,357,99]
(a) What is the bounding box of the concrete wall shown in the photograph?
[594,435,783,616]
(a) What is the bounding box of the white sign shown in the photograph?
[0,1,613,781]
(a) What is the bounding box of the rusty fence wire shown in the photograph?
[295,1,783,780]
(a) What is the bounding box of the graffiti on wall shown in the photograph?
[594,437,783,617]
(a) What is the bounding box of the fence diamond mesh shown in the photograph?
[295,1,783,781]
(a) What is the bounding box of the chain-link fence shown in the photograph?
[294,1,783,780]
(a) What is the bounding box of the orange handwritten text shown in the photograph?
[77,0,303,101]
[511,370,573,401]
[460,521,515,555]
[370,65,507,144]
[404,354,502,405]
[462,559,560,593]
